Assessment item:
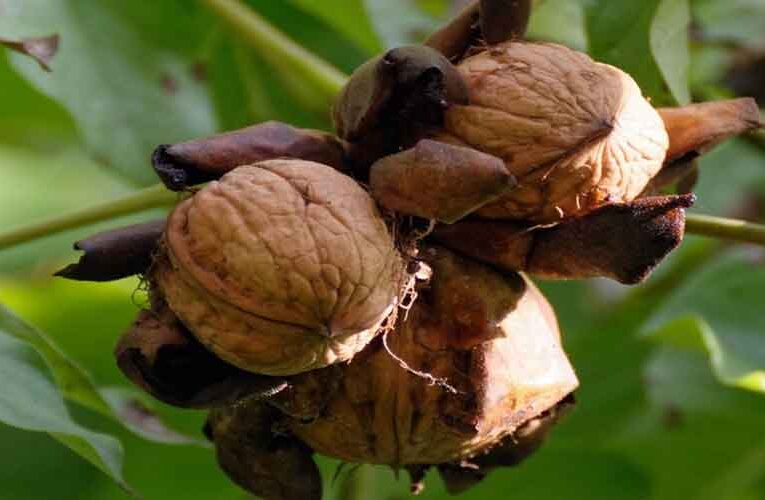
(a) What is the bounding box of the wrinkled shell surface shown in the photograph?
[288,247,578,465]
[439,42,669,222]
[155,160,404,376]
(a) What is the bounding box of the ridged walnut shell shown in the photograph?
[154,160,404,376]
[439,42,669,223]
[288,246,578,465]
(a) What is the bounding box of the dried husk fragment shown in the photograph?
[370,139,515,223]
[207,403,321,500]
[658,98,763,162]
[55,219,165,282]
[115,302,287,408]
[433,194,694,284]
[438,41,670,223]
[153,121,346,190]
[287,246,578,466]
[425,0,532,61]
[154,160,405,375]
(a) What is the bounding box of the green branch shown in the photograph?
[685,213,765,246]
[0,184,175,251]
[201,0,348,102]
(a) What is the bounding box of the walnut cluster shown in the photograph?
[57,2,761,499]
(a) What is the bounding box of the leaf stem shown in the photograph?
[200,0,348,102]
[686,213,765,246]
[0,184,176,251]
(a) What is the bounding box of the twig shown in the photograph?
[0,184,176,251]
[685,213,765,246]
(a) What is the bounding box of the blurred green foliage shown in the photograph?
[0,0,764,499]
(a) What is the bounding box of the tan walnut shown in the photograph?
[153,159,405,376]
[438,41,670,223]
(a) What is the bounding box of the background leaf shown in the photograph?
[583,0,673,104]
[527,0,588,51]
[643,249,765,393]
[287,0,382,55]
[0,0,218,185]
[0,321,129,491]
[692,0,765,48]
[364,0,442,49]
[0,281,207,445]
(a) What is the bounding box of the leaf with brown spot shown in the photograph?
[0,34,59,71]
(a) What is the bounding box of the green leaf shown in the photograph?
[286,0,382,54]
[584,0,674,104]
[650,0,691,104]
[364,0,441,49]
[0,302,114,415]
[643,249,765,394]
[0,329,129,491]
[527,0,588,51]
[0,285,207,446]
[615,347,765,500]
[693,0,765,48]
[100,387,209,447]
[0,0,218,185]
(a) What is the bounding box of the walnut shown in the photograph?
[438,41,670,222]
[286,247,578,466]
[153,160,405,376]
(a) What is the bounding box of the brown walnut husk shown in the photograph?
[437,41,670,223]
[153,159,405,376]
[285,246,578,466]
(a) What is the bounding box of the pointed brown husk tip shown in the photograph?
[54,219,165,282]
[659,98,763,163]
[370,139,515,223]
[153,121,347,190]
[434,194,695,284]
[528,194,695,284]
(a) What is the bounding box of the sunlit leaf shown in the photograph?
[643,249,765,393]
[650,0,691,104]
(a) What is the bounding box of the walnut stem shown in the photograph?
[0,184,175,252]
[685,214,765,246]
[200,0,347,102]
